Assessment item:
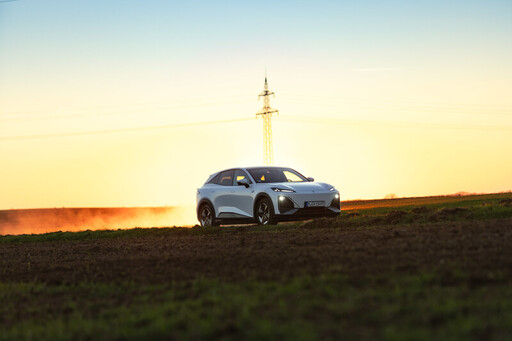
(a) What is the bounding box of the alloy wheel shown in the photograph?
[257,202,270,225]
[200,205,213,227]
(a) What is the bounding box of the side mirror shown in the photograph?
[307,177,314,182]
[237,178,250,188]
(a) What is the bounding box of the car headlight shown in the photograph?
[271,187,295,193]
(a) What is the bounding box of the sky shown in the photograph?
[1,0,511,218]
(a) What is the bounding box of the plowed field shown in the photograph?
[1,193,512,340]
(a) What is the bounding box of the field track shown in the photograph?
[1,219,511,284]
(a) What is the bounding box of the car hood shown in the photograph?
[268,182,334,193]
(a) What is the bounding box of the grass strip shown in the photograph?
[1,272,511,341]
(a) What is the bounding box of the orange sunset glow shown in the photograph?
[1,1,511,233]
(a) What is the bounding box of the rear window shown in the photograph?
[206,173,219,184]
[216,170,234,186]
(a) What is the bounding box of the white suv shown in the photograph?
[196,167,340,226]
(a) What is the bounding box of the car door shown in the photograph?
[229,169,254,217]
[213,170,235,217]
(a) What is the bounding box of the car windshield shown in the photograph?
[247,167,308,183]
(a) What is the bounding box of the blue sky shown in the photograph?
[2,0,511,79]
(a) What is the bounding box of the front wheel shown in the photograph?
[255,198,277,225]
[199,203,218,227]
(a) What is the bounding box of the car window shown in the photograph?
[233,170,252,186]
[217,170,234,186]
[283,170,304,182]
[247,168,307,183]
[206,173,219,184]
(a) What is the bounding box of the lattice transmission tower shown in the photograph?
[256,75,279,165]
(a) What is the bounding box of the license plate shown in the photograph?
[305,201,325,207]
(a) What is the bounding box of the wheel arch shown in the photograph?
[197,199,215,220]
[253,192,273,218]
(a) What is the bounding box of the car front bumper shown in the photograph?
[274,191,341,221]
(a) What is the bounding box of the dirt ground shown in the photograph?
[2,218,511,284]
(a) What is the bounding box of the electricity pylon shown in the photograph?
[256,75,279,165]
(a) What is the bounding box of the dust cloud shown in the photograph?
[0,206,197,236]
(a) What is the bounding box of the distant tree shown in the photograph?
[384,193,397,199]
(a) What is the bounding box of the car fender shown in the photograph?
[197,198,215,219]
[253,192,274,217]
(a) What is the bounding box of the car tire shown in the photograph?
[255,197,277,225]
[199,203,218,227]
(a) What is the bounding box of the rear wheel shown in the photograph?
[255,198,277,225]
[199,203,218,227]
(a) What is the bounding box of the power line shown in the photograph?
[0,96,255,119]
[0,117,253,141]
[280,115,512,131]
[279,94,512,111]
[2,114,511,142]
[278,96,512,116]
[0,98,256,122]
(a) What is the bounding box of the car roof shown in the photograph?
[244,166,289,170]
[204,166,307,185]
[207,166,290,182]
[215,166,287,172]
[212,166,291,175]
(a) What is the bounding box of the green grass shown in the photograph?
[2,272,511,341]
[341,192,512,211]
[331,195,512,228]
